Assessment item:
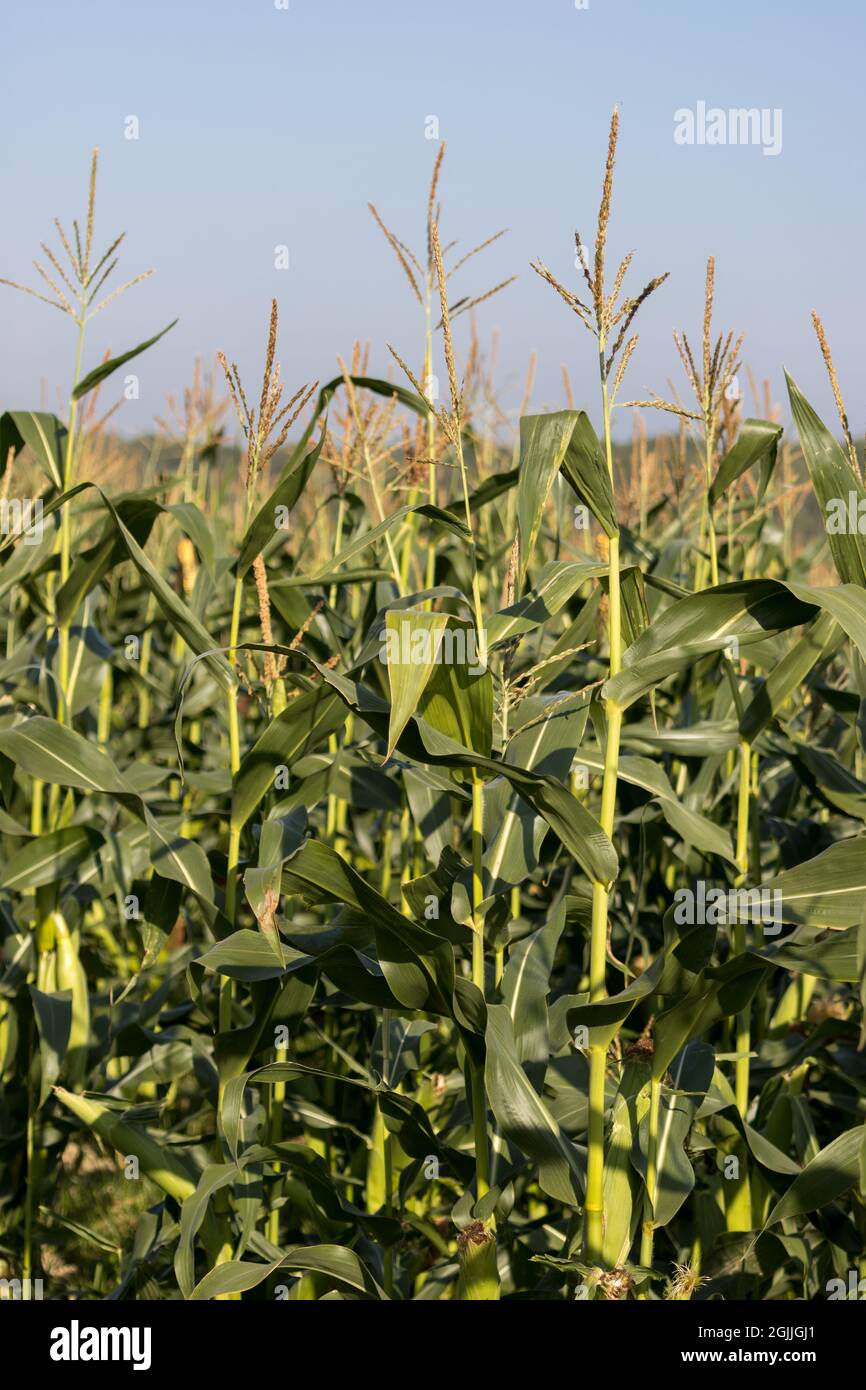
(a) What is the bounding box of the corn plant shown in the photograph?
[1,121,865,1305]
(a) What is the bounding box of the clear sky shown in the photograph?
[2,0,864,439]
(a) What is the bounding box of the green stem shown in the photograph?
[219,572,245,1050]
[30,782,43,835]
[266,1040,288,1246]
[705,419,719,588]
[423,283,438,597]
[382,1004,394,1296]
[22,1037,37,1295]
[639,1076,661,1283]
[453,429,484,641]
[584,346,622,1267]
[326,496,348,846]
[97,661,112,745]
[585,701,622,1263]
[733,738,751,1116]
[470,774,490,1198]
[137,594,158,729]
[443,369,491,1205]
[693,503,708,593]
[24,908,56,1294]
[57,314,87,725]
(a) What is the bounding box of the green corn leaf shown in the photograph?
[708,417,783,506]
[30,987,72,1106]
[634,1043,714,1228]
[235,425,327,577]
[308,663,617,886]
[279,838,455,1014]
[0,716,214,902]
[231,684,347,832]
[0,825,103,891]
[53,1087,198,1204]
[517,411,617,584]
[383,607,457,756]
[760,836,866,930]
[0,409,67,487]
[189,1244,384,1301]
[500,897,569,1087]
[484,1003,585,1205]
[488,558,607,648]
[740,610,841,742]
[762,1126,864,1230]
[72,319,178,400]
[605,580,818,709]
[786,372,866,587]
[751,925,859,982]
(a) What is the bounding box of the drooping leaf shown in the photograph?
[488,558,606,648]
[189,1243,384,1301]
[740,610,841,743]
[501,897,569,1088]
[762,1127,864,1230]
[231,685,347,832]
[634,1043,714,1227]
[708,417,783,507]
[30,986,72,1106]
[309,663,617,887]
[0,409,67,487]
[605,581,817,709]
[279,838,455,1014]
[484,1003,585,1205]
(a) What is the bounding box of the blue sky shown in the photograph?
[2,0,864,438]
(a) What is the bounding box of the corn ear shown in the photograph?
[457,1222,500,1301]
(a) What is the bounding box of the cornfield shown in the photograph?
[1,110,865,1309]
